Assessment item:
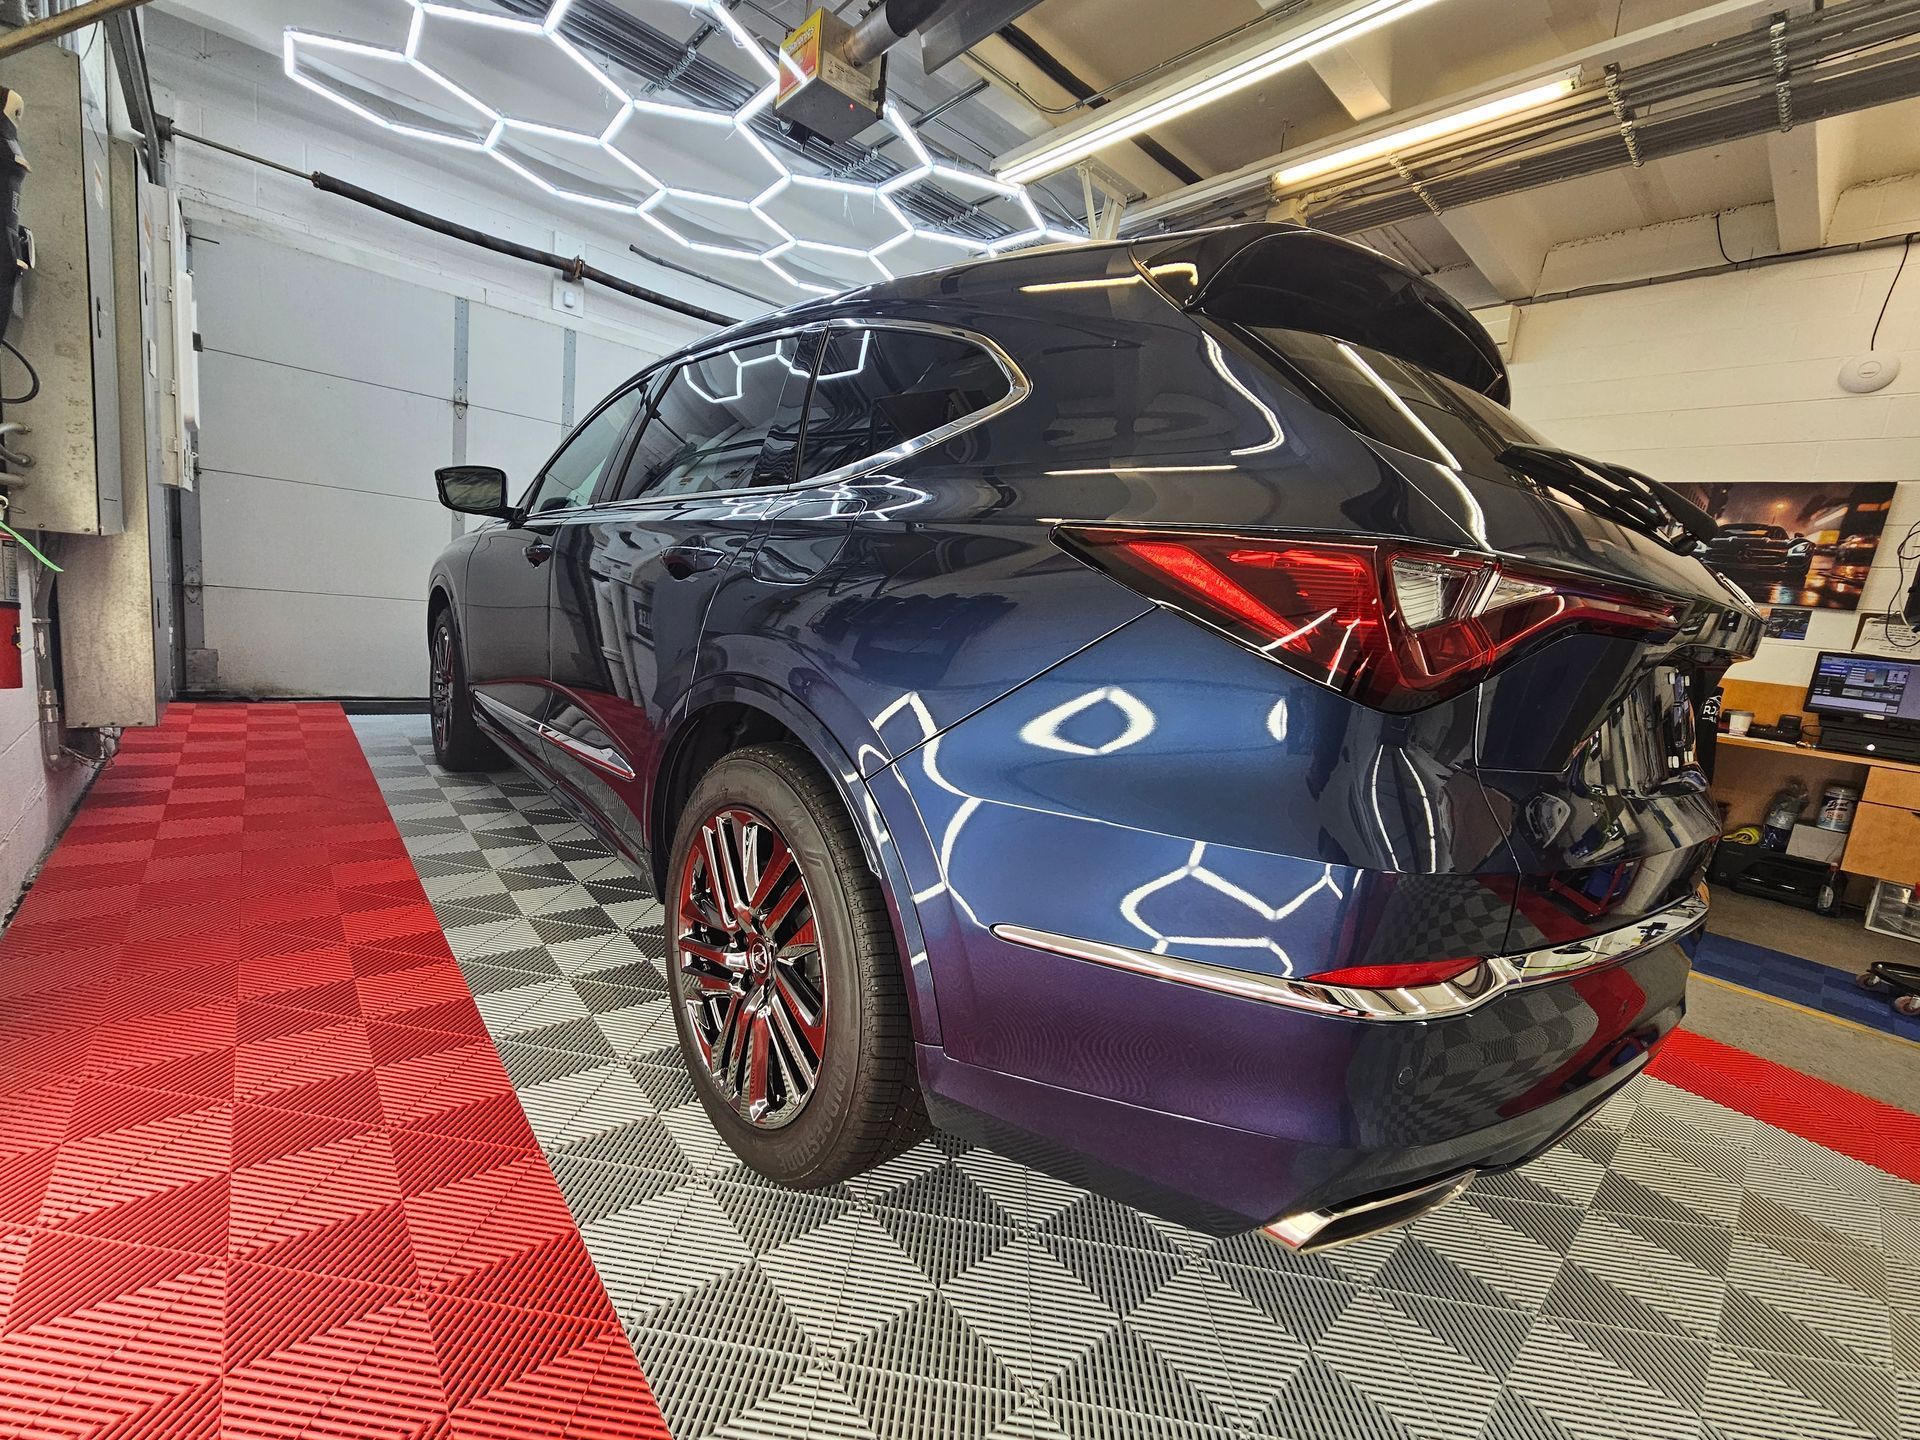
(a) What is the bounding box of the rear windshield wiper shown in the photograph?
[1497,444,1717,555]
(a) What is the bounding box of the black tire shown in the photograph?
[666,743,928,1186]
[429,608,503,772]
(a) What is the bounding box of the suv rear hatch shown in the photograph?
[1135,225,1761,954]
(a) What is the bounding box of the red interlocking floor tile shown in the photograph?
[1649,1025,1920,1183]
[0,703,668,1439]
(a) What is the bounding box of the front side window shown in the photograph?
[796,328,1011,482]
[525,383,648,515]
[613,336,808,502]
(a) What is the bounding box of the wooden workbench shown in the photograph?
[1712,680,1920,887]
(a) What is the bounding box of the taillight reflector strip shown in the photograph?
[1307,958,1484,989]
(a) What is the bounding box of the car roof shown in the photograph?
[677,221,1510,402]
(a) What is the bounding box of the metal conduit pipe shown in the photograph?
[1325,33,1920,204]
[1310,43,1920,233]
[168,127,740,325]
[1134,0,1920,234]
[844,0,952,67]
[1615,0,1920,103]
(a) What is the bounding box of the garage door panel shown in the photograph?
[467,306,566,423]
[194,229,456,396]
[198,350,454,497]
[575,331,661,417]
[198,471,448,603]
[202,587,427,697]
[465,406,565,502]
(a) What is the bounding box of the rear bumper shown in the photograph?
[872,606,1700,1233]
[916,929,1690,1235]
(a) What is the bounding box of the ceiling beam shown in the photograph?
[1308,33,1395,120]
[1435,193,1550,299]
[1766,116,1852,253]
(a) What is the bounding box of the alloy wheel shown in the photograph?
[430,625,454,754]
[677,806,827,1128]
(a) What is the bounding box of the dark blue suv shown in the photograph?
[429,224,1760,1250]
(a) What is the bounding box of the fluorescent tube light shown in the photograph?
[1274,70,1580,187]
[994,0,1451,185]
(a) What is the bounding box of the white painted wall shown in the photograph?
[1495,242,1920,690]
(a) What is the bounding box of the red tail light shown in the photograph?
[1059,528,1683,712]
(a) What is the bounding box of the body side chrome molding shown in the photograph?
[991,886,1708,1022]
[473,692,637,781]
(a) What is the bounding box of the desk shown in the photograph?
[1712,733,1920,885]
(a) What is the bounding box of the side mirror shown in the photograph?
[436,465,512,518]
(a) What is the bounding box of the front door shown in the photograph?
[543,331,817,864]
[462,379,650,760]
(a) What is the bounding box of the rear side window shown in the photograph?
[797,328,1011,482]
[612,336,810,502]
[1247,327,1543,474]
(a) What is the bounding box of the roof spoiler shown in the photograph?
[1134,224,1510,405]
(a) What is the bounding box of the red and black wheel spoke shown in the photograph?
[677,804,828,1128]
[430,627,453,751]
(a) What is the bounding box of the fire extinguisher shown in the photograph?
[1,533,20,691]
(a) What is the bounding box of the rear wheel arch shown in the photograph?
[651,683,940,1042]
[652,699,809,897]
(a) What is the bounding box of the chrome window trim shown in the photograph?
[517,373,659,520]
[990,887,1709,1023]
[473,693,637,781]
[558,317,1030,518]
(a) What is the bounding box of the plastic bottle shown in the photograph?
[1761,779,1809,851]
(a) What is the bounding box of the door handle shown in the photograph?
[662,546,721,580]
[524,538,554,565]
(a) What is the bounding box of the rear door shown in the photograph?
[463,379,650,758]
[542,331,816,861]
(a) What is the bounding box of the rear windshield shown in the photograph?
[1243,326,1546,475]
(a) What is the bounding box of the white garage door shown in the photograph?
[191,226,665,697]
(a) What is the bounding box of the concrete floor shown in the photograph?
[1693,888,1920,1110]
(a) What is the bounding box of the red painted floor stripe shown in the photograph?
[1650,1026,1920,1185]
[0,703,668,1439]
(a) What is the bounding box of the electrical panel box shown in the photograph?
[2,42,123,535]
[56,141,165,727]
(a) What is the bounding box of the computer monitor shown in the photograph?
[1803,650,1920,729]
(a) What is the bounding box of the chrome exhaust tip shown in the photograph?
[1262,1170,1476,1254]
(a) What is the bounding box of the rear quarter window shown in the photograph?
[797,327,1012,481]
[1245,327,1545,474]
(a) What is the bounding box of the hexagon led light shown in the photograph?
[284,0,1081,297]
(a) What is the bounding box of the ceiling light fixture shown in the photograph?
[1273,69,1581,188]
[993,0,1452,186]
[282,0,1078,300]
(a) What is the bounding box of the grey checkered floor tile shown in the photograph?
[354,716,1920,1440]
